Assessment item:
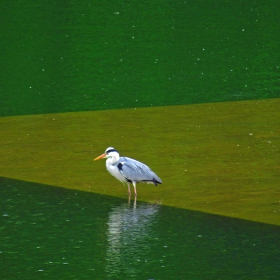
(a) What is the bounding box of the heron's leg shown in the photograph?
[127,183,131,196]
[132,182,137,196]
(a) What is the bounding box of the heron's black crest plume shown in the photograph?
[106,148,118,154]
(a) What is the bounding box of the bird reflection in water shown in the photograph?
[105,197,160,277]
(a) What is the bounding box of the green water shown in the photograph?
[1,0,279,116]
[1,177,280,280]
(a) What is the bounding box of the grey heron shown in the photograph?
[94,147,162,195]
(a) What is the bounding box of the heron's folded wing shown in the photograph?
[118,157,162,183]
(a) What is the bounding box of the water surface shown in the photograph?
[1,178,280,279]
[1,0,279,116]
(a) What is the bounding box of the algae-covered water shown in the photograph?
[0,99,279,225]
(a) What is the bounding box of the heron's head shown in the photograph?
[94,147,120,161]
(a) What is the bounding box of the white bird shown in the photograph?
[94,147,162,196]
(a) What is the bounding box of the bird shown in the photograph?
[94,147,162,196]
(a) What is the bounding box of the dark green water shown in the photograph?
[1,0,279,116]
[1,177,280,279]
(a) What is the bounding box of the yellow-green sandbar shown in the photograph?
[0,98,279,225]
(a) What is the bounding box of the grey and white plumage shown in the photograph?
[94,147,162,195]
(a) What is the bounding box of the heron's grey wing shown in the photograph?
[118,157,162,184]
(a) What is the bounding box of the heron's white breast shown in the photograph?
[106,161,127,184]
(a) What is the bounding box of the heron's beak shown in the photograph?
[94,153,106,161]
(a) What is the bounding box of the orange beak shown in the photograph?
[94,153,106,161]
